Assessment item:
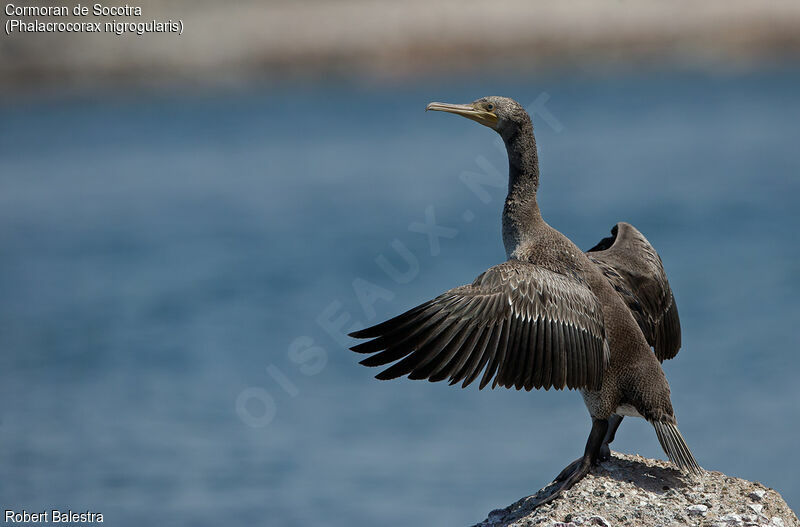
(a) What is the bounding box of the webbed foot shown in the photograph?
[528,418,610,509]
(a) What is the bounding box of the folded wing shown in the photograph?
[350,260,608,391]
[586,222,681,361]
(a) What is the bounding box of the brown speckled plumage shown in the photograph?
[350,96,700,497]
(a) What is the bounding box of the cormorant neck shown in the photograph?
[501,121,544,258]
[502,122,540,197]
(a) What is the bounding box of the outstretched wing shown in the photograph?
[586,222,681,361]
[350,260,608,391]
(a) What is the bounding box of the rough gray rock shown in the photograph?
[472,453,798,527]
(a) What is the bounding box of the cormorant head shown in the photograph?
[426,96,531,138]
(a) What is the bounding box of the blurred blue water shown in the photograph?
[1,68,798,526]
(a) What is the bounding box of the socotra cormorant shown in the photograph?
[349,96,701,506]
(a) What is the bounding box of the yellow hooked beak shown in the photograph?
[426,102,498,128]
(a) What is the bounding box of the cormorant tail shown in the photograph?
[652,420,702,475]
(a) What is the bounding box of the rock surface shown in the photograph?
[472,453,798,527]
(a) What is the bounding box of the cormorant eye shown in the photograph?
[486,104,494,111]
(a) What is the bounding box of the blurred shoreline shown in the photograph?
[2,0,800,95]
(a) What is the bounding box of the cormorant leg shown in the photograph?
[598,414,623,461]
[559,414,622,479]
[529,418,609,508]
